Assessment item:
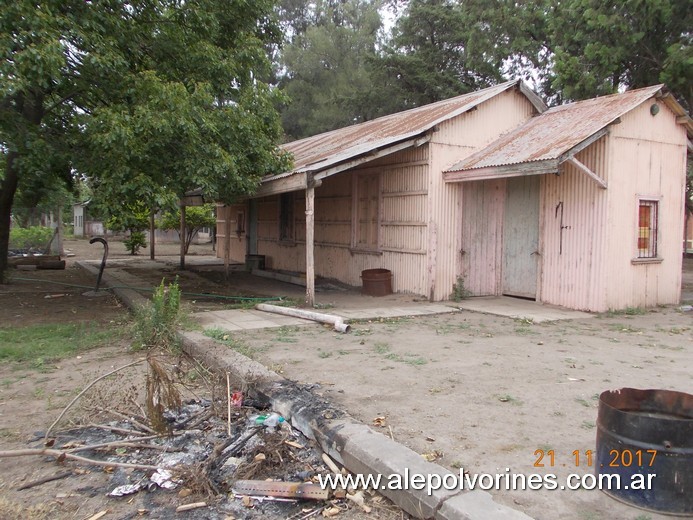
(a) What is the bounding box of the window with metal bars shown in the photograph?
[637,200,658,258]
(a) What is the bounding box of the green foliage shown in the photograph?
[8,226,53,251]
[203,327,259,359]
[278,0,383,139]
[549,0,691,108]
[0,0,292,279]
[158,204,216,254]
[123,231,147,255]
[106,203,150,233]
[451,276,471,302]
[0,322,125,367]
[132,279,182,351]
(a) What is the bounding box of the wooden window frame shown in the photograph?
[278,192,295,244]
[351,172,382,254]
[235,210,245,236]
[633,197,661,263]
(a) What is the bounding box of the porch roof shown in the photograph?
[255,80,546,197]
[443,84,691,183]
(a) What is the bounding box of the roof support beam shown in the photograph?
[565,157,607,189]
[443,159,559,182]
[313,134,431,182]
[559,127,610,163]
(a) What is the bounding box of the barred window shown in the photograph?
[637,200,658,258]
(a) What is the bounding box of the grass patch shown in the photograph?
[372,342,426,365]
[0,321,126,367]
[203,328,261,359]
[604,306,647,317]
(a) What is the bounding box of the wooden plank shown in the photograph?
[179,205,186,270]
[313,135,431,182]
[255,172,307,198]
[427,222,437,301]
[305,183,315,306]
[565,157,608,189]
[443,160,559,182]
[9,255,61,266]
[559,127,609,163]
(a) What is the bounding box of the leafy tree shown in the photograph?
[106,202,149,255]
[549,0,692,108]
[0,0,291,280]
[158,204,216,254]
[277,0,384,139]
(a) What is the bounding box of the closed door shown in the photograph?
[502,176,540,298]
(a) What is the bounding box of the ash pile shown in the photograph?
[12,354,389,519]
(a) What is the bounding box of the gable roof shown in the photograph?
[261,80,545,189]
[444,84,691,182]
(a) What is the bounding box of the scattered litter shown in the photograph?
[422,450,443,462]
[372,416,387,428]
[346,490,371,513]
[85,511,108,520]
[150,468,178,489]
[176,502,207,512]
[233,480,330,500]
[109,483,143,496]
[44,293,67,299]
[679,305,692,312]
[230,391,244,407]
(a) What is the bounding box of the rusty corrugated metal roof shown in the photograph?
[445,85,667,173]
[265,80,531,182]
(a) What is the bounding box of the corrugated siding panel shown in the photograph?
[539,137,609,311]
[254,146,430,296]
[601,102,687,310]
[461,179,505,295]
[429,89,538,300]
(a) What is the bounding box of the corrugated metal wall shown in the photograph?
[430,89,538,300]
[601,101,687,310]
[539,101,687,311]
[539,137,609,310]
[460,179,506,295]
[249,146,431,296]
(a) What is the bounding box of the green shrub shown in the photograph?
[9,226,54,250]
[132,278,182,351]
[124,231,147,255]
[451,276,471,301]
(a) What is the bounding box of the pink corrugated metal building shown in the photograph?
[217,81,691,311]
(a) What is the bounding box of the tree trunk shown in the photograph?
[0,151,20,282]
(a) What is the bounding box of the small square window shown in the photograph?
[637,200,658,258]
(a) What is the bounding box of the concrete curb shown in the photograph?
[75,262,534,520]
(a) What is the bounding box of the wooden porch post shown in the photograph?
[305,182,315,307]
[179,205,186,270]
[149,209,156,260]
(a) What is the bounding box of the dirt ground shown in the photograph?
[0,252,401,520]
[2,240,691,520]
[235,309,692,520]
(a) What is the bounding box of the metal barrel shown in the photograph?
[595,388,693,515]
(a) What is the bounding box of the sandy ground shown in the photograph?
[0,253,402,520]
[234,309,692,520]
[3,240,691,520]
